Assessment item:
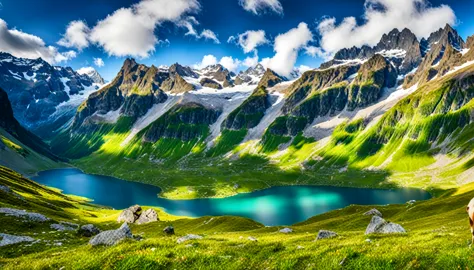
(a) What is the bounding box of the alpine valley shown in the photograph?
[4,21,474,269]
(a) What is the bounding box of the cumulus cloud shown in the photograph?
[242,54,259,67]
[194,54,218,69]
[228,30,267,53]
[200,29,220,44]
[261,22,313,77]
[94,57,105,67]
[317,0,456,56]
[57,20,90,50]
[0,19,76,64]
[77,66,96,75]
[89,0,201,57]
[220,56,241,72]
[239,0,283,15]
[194,54,241,72]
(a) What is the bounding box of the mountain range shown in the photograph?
[1,24,474,199]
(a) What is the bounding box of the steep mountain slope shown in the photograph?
[0,53,104,138]
[77,67,106,84]
[48,24,474,199]
[0,87,61,174]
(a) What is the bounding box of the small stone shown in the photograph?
[177,234,202,244]
[248,236,258,242]
[151,247,156,252]
[407,200,416,205]
[163,226,175,235]
[279,228,293,233]
[365,239,372,243]
[78,224,101,237]
[363,208,383,217]
[0,233,35,246]
[316,230,338,240]
[117,205,142,223]
[297,245,304,249]
[365,216,406,234]
[50,224,75,232]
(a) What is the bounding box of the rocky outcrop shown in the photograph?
[117,205,142,223]
[279,228,293,233]
[222,87,271,130]
[365,216,406,234]
[316,230,338,240]
[200,64,234,87]
[0,233,35,247]
[363,209,382,217]
[50,223,77,231]
[200,78,222,89]
[89,223,133,246]
[135,209,159,225]
[235,64,266,85]
[258,69,285,88]
[0,208,50,222]
[169,63,199,79]
[162,74,196,94]
[77,67,106,84]
[78,224,101,237]
[177,234,203,244]
[143,102,221,142]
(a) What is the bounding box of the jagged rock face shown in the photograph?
[258,69,285,88]
[0,52,97,137]
[235,64,266,85]
[200,78,222,89]
[283,64,360,114]
[200,64,234,87]
[72,59,200,132]
[77,67,106,84]
[466,35,474,49]
[426,24,465,49]
[143,102,221,142]
[169,63,199,79]
[222,87,271,130]
[323,28,422,74]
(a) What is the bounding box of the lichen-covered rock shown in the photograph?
[279,228,293,234]
[0,208,50,222]
[363,208,383,217]
[117,205,142,223]
[89,223,132,246]
[136,209,159,225]
[0,233,35,247]
[177,234,203,244]
[365,216,406,234]
[163,226,175,235]
[78,224,101,237]
[50,223,76,232]
[316,230,338,240]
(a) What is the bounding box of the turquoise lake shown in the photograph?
[32,168,431,226]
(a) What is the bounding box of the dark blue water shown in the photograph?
[32,168,431,226]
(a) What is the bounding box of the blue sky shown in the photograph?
[0,0,473,80]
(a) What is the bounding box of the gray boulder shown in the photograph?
[316,230,338,240]
[117,205,142,223]
[163,226,175,235]
[279,228,293,234]
[89,223,133,246]
[365,216,406,234]
[136,209,159,225]
[177,234,203,244]
[78,224,101,237]
[363,208,382,217]
[0,233,35,247]
[0,208,49,222]
[50,223,76,232]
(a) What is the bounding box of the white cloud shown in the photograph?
[89,0,201,58]
[228,30,267,53]
[220,56,241,72]
[261,22,313,77]
[239,0,283,15]
[304,45,331,60]
[243,54,259,67]
[194,54,241,72]
[200,29,220,44]
[317,0,456,56]
[77,66,96,75]
[0,19,76,64]
[94,57,105,67]
[194,54,218,69]
[179,17,220,44]
[57,20,90,50]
